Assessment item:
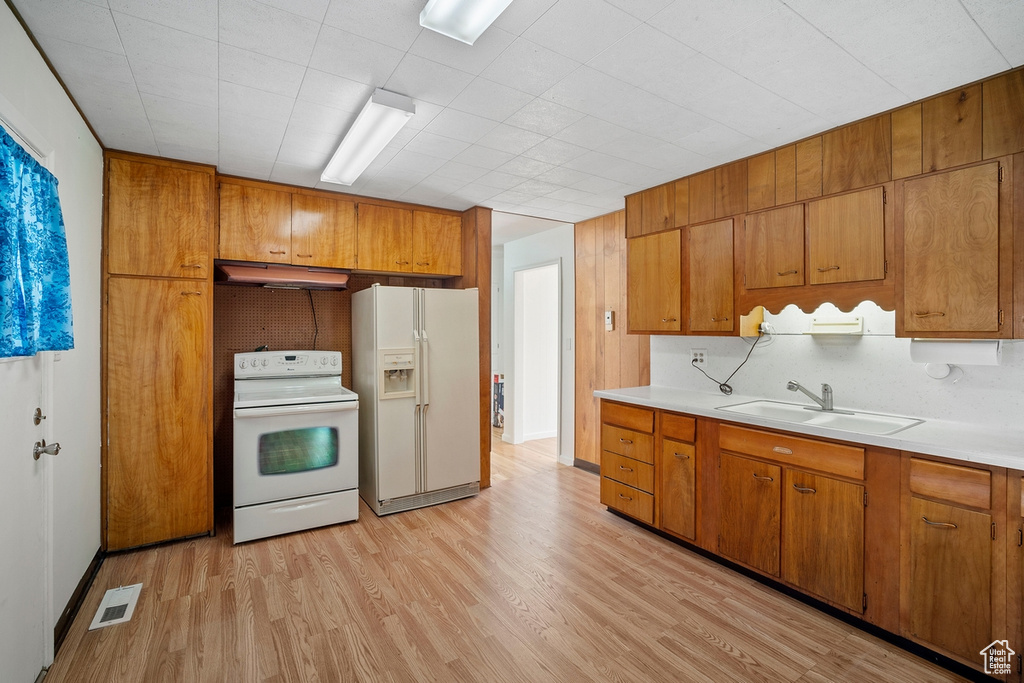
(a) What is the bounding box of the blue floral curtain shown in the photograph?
[0,126,74,357]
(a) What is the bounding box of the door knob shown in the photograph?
[33,439,60,460]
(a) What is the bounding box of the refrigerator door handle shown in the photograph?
[414,404,423,493]
[421,404,429,491]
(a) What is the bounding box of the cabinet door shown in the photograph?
[291,194,356,269]
[357,204,413,272]
[782,470,865,612]
[106,157,212,278]
[902,162,1000,334]
[106,277,210,550]
[744,205,804,290]
[627,231,681,332]
[719,453,781,576]
[660,438,696,540]
[688,219,734,333]
[908,497,992,662]
[413,211,462,275]
[219,183,291,263]
[807,186,885,285]
[641,183,674,234]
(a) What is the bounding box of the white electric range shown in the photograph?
[232,350,359,544]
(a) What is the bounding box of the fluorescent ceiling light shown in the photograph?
[419,0,515,45]
[321,89,415,186]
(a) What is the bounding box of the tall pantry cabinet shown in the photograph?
[101,152,215,550]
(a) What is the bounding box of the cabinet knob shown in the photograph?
[921,516,957,529]
[816,265,840,272]
[913,311,946,318]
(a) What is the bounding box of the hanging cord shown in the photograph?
[691,332,763,395]
[307,289,319,350]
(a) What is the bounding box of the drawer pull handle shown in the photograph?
[296,253,313,258]
[395,260,409,265]
[792,485,816,494]
[752,473,774,482]
[416,261,430,266]
[674,452,690,460]
[269,250,286,255]
[772,446,793,455]
[619,438,633,444]
[914,311,946,318]
[711,316,729,322]
[180,291,202,296]
[776,269,798,276]
[180,263,203,269]
[618,493,633,502]
[921,516,957,529]
[618,465,634,472]
[816,265,840,272]
[661,317,677,323]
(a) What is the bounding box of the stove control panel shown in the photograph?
[235,350,341,378]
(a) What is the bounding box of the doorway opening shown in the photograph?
[512,262,560,459]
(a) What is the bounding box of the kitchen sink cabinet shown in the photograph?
[599,402,656,524]
[290,193,356,269]
[627,230,682,333]
[806,186,886,286]
[412,210,462,276]
[687,219,734,334]
[743,204,804,290]
[718,452,781,576]
[897,158,1012,338]
[658,413,697,541]
[218,180,292,263]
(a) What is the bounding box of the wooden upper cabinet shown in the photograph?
[892,104,923,179]
[982,69,1024,159]
[627,230,681,333]
[715,161,747,218]
[822,114,891,195]
[642,183,675,234]
[796,137,823,201]
[775,144,797,205]
[673,178,689,228]
[106,157,213,278]
[625,193,643,238]
[357,204,412,272]
[688,219,734,334]
[922,84,982,172]
[291,194,356,269]
[689,169,716,224]
[747,151,776,212]
[744,204,804,290]
[219,182,291,263]
[806,186,885,285]
[901,161,1002,335]
[412,210,462,276]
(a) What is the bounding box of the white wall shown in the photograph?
[515,264,559,441]
[502,225,575,465]
[651,303,1024,428]
[1,1,103,637]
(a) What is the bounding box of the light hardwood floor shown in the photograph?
[47,441,966,682]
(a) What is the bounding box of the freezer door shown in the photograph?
[421,288,481,491]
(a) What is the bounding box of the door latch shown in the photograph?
[33,439,60,460]
[33,407,46,425]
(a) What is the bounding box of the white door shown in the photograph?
[422,288,480,491]
[0,355,50,682]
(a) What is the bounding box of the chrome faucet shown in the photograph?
[787,380,833,411]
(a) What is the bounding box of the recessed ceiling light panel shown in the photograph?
[419,0,515,45]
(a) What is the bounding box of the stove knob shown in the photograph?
[261,358,269,367]
[322,357,329,365]
[331,356,339,366]
[239,360,247,369]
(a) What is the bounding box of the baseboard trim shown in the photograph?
[572,458,600,475]
[54,547,104,654]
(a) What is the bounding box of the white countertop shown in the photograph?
[594,386,1024,470]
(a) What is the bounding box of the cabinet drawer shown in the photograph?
[602,451,654,493]
[719,424,864,480]
[909,457,991,509]
[601,401,654,433]
[601,425,654,464]
[661,412,696,442]
[601,477,654,525]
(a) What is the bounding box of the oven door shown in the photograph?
[233,401,358,507]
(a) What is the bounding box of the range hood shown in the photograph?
[214,261,349,289]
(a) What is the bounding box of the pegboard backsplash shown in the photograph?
[213,274,445,508]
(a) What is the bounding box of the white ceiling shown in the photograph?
[491,210,570,246]
[11,0,1023,225]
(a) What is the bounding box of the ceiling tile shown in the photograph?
[16,0,123,53]
[569,174,629,193]
[490,0,559,35]
[408,25,515,76]
[423,109,499,143]
[322,0,424,51]
[142,92,217,129]
[107,0,217,39]
[404,100,445,131]
[270,161,324,186]
[649,0,781,53]
[219,112,287,156]
[497,155,555,178]
[480,38,581,96]
[521,137,587,164]
[257,0,330,22]
[700,6,829,80]
[586,24,696,94]
[522,0,640,62]
[563,151,663,185]
[604,0,673,20]
[448,78,535,122]
[286,100,355,139]
[514,178,563,195]
[277,125,337,166]
[295,70,371,114]
[219,81,295,122]
[157,143,218,165]
[113,11,217,75]
[309,25,405,86]
[33,36,133,87]
[219,0,320,65]
[534,166,592,186]
[385,54,476,106]
[445,183,501,204]
[218,151,275,179]
[132,58,218,107]
[968,2,1024,64]
[552,115,631,148]
[675,122,754,158]
[386,149,447,174]
[404,131,471,160]
[453,145,517,170]
[504,99,584,136]
[219,44,307,98]
[476,170,526,190]
[433,161,489,183]
[477,124,548,155]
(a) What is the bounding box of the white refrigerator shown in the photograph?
[352,285,480,515]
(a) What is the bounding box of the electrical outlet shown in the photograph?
[691,348,708,366]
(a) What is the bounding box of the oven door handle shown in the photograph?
[233,402,358,419]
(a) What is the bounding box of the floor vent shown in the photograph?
[88,583,142,630]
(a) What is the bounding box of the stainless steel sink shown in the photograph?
[717,400,924,436]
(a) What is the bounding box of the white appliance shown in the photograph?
[232,350,359,543]
[353,285,480,515]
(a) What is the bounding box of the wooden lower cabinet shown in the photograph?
[718,452,781,576]
[782,469,865,612]
[600,402,655,524]
[660,438,696,540]
[105,277,212,550]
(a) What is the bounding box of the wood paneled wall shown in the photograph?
[575,211,650,466]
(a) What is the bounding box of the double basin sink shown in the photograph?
[717,400,924,436]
